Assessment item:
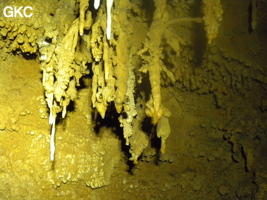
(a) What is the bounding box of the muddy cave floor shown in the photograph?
[0,53,267,200]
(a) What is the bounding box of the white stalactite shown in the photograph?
[106,0,114,40]
[94,0,113,40]
[94,0,100,9]
[50,116,56,161]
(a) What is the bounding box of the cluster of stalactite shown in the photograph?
[38,0,223,163]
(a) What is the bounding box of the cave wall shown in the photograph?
[0,0,267,199]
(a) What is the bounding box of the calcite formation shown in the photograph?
[0,0,226,189]
[40,18,89,161]
[203,0,223,44]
